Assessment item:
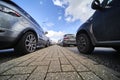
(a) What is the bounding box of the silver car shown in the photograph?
[0,0,49,54]
[62,34,76,47]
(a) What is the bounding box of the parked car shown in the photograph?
[0,0,49,54]
[76,0,120,54]
[62,34,76,47]
[57,39,63,46]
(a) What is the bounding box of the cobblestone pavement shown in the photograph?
[0,45,120,80]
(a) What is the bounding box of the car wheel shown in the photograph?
[63,43,67,47]
[113,47,120,53]
[76,33,94,54]
[14,32,37,54]
[63,43,66,47]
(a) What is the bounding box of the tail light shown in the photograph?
[0,5,21,17]
[64,37,69,40]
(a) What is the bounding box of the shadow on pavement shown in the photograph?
[0,49,25,64]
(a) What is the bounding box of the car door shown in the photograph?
[92,9,105,41]
[37,26,45,45]
[102,0,120,41]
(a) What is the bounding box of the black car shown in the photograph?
[0,0,49,54]
[76,0,120,54]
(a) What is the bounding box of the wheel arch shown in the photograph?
[14,28,38,47]
[76,29,95,46]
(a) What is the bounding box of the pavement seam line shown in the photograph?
[59,46,84,80]
[64,47,103,79]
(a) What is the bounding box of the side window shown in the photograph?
[107,0,120,6]
[107,0,113,5]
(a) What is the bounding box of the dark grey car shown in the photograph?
[76,0,120,54]
[0,0,49,54]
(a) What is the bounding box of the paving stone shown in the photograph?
[45,72,82,80]
[28,72,46,80]
[0,54,34,74]
[88,65,120,80]
[32,66,48,73]
[0,76,11,80]
[17,57,37,66]
[73,55,98,65]
[79,72,101,80]
[29,61,50,66]
[0,45,120,80]
[28,66,48,80]
[48,61,61,72]
[69,60,89,72]
[0,59,24,74]
[8,74,29,80]
[59,58,70,65]
[44,58,59,61]
[34,56,46,62]
[2,66,36,75]
[62,65,75,72]
[73,56,120,80]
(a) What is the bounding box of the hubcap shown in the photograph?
[25,34,36,52]
[78,36,87,51]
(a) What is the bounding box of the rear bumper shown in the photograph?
[0,30,19,49]
[63,40,76,45]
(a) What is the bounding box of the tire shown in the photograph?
[14,32,37,54]
[63,43,66,47]
[76,33,94,54]
[113,47,120,53]
[63,43,68,47]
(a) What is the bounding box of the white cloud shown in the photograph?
[58,16,62,20]
[45,22,54,27]
[42,22,54,31]
[52,0,63,7]
[65,16,72,22]
[52,0,95,23]
[46,30,65,42]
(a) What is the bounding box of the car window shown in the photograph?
[107,0,113,4]
[64,34,75,38]
[107,0,120,6]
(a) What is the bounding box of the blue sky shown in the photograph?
[13,0,94,42]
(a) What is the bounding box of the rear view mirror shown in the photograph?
[91,0,102,10]
[45,31,48,35]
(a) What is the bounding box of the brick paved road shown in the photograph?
[0,45,120,80]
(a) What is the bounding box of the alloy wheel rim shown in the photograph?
[78,36,87,50]
[25,34,37,52]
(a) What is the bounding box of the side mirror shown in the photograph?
[45,31,48,35]
[91,0,102,10]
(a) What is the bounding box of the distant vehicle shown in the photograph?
[76,0,120,54]
[61,34,76,47]
[45,36,51,47]
[57,39,63,46]
[0,0,49,54]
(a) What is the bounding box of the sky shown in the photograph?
[13,0,95,42]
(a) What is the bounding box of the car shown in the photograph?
[62,34,76,47]
[57,39,63,46]
[0,0,49,54]
[76,0,120,54]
